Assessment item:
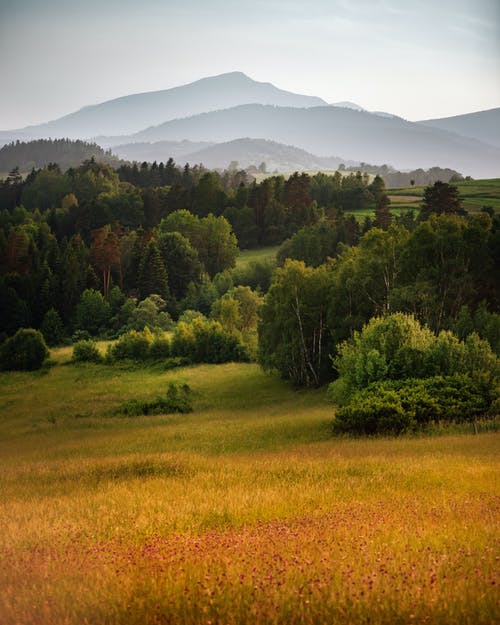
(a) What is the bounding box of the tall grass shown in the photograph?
[0,352,497,624]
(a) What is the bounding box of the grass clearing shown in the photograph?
[0,350,498,624]
[236,245,279,267]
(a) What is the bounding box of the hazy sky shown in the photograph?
[1,0,499,129]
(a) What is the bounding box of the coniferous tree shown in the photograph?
[138,239,169,301]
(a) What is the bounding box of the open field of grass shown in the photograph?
[236,245,279,268]
[0,352,498,624]
[388,178,500,214]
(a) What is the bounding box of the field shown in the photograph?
[236,245,279,267]
[0,350,498,625]
[388,178,500,214]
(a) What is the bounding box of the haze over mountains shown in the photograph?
[0,72,325,139]
[1,72,499,177]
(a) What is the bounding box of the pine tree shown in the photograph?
[138,240,169,301]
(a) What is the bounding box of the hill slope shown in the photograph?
[0,72,326,140]
[0,138,121,172]
[125,104,500,178]
[418,108,500,150]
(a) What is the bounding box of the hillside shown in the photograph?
[0,72,326,141]
[125,104,500,178]
[110,139,214,163]
[419,108,500,150]
[175,137,346,172]
[0,139,121,173]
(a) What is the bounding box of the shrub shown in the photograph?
[108,329,153,361]
[171,318,249,364]
[72,340,102,363]
[149,336,171,360]
[334,390,414,435]
[331,314,499,405]
[333,375,494,435]
[0,328,49,371]
[116,382,193,416]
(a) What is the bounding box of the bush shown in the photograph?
[334,390,414,435]
[116,382,193,416]
[0,328,49,371]
[331,314,499,405]
[171,318,249,364]
[72,340,102,363]
[333,375,494,435]
[108,329,153,361]
[149,336,171,360]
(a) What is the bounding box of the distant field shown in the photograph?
[0,352,498,625]
[388,178,500,214]
[236,245,279,267]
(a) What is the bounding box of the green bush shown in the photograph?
[116,382,193,416]
[72,340,102,363]
[108,329,153,361]
[149,336,171,360]
[333,375,494,435]
[334,390,414,435]
[171,318,249,364]
[0,328,49,371]
[331,314,499,405]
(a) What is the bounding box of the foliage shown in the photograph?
[41,308,64,346]
[171,318,250,364]
[333,375,494,435]
[75,289,111,336]
[419,181,465,220]
[259,260,335,386]
[115,382,193,416]
[71,339,103,363]
[107,328,153,361]
[331,313,499,402]
[0,328,48,371]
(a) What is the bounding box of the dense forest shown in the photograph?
[0,139,121,172]
[1,155,498,417]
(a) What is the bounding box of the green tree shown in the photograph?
[75,289,111,335]
[419,181,465,220]
[41,308,64,346]
[259,260,335,386]
[157,231,202,300]
[138,239,169,301]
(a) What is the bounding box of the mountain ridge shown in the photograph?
[0,72,326,140]
[113,103,500,178]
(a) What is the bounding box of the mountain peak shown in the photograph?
[331,101,367,112]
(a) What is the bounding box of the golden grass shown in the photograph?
[0,354,498,624]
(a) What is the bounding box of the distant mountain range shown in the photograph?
[1,72,499,177]
[110,103,500,178]
[418,108,500,150]
[0,72,326,140]
[111,138,349,173]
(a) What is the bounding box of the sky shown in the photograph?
[0,0,499,129]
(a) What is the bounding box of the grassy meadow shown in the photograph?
[388,178,500,214]
[0,349,498,624]
[236,245,279,268]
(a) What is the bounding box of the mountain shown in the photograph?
[0,72,326,141]
[331,101,367,112]
[110,140,214,163]
[418,108,500,150]
[179,138,347,172]
[123,104,500,178]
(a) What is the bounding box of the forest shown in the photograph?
[0,155,499,433]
